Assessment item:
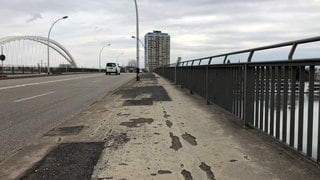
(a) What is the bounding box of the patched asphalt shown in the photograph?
[1,73,320,180]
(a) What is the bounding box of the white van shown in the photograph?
[106,62,120,75]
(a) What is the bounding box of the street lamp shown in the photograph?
[116,53,124,64]
[47,16,68,74]
[133,0,140,81]
[131,36,145,48]
[99,43,111,72]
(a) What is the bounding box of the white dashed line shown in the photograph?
[14,91,55,103]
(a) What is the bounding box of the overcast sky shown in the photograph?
[0,0,320,68]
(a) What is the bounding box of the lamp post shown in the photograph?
[99,43,111,72]
[133,0,140,81]
[47,16,68,74]
[131,36,145,48]
[116,53,124,64]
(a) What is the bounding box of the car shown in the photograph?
[106,62,120,75]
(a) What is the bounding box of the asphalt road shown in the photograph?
[0,73,135,161]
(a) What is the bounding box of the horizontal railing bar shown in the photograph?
[180,36,320,64]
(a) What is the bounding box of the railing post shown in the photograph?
[244,64,254,127]
[288,43,297,60]
[174,64,177,84]
[206,58,213,105]
[190,60,194,94]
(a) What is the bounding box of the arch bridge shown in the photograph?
[0,35,77,68]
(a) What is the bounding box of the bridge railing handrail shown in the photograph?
[174,36,320,67]
[154,36,320,164]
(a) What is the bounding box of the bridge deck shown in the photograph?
[1,73,319,179]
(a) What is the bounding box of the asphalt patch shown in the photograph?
[120,118,154,128]
[123,98,153,106]
[44,125,84,136]
[199,162,215,180]
[181,132,197,146]
[158,170,172,174]
[20,142,104,180]
[98,177,113,180]
[116,86,171,102]
[181,169,193,180]
[169,132,182,151]
[166,120,173,128]
[104,133,130,148]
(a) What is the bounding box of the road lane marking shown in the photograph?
[0,74,100,91]
[14,91,55,103]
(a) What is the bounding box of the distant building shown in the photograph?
[144,30,170,71]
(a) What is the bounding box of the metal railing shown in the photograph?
[154,36,320,163]
[0,66,102,75]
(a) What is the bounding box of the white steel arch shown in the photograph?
[0,35,77,67]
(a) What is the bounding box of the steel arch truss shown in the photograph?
[0,35,77,67]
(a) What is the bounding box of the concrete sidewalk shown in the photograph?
[1,73,320,179]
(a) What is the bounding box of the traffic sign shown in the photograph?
[0,54,5,61]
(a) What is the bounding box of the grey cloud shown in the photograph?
[0,0,319,67]
[26,13,42,23]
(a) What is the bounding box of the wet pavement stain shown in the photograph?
[166,120,173,128]
[169,132,182,151]
[199,162,215,180]
[181,169,193,180]
[96,109,108,113]
[181,132,197,146]
[158,170,172,174]
[163,110,170,118]
[120,118,154,128]
[118,163,128,166]
[116,112,131,116]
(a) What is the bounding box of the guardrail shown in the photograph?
[154,36,320,163]
[0,66,101,75]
